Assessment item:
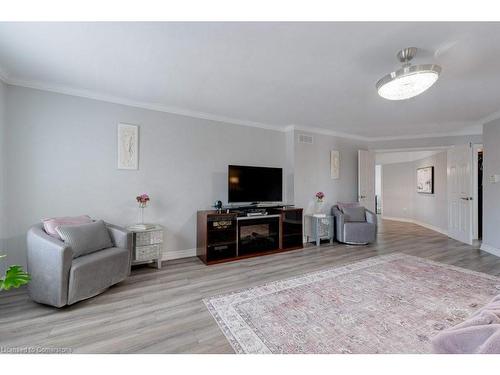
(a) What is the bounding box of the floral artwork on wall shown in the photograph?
[330,150,340,179]
[117,123,139,170]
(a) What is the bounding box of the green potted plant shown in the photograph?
[0,254,30,291]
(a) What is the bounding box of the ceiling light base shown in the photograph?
[397,47,417,65]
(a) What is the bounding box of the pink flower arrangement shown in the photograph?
[315,191,325,202]
[136,193,150,208]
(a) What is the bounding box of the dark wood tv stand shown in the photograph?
[197,207,303,265]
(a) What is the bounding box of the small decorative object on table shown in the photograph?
[213,200,223,213]
[127,224,164,269]
[314,191,325,214]
[129,193,154,231]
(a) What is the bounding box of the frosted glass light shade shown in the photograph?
[376,64,441,100]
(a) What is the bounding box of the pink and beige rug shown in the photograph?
[204,254,500,353]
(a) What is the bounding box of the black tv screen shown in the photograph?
[228,165,283,203]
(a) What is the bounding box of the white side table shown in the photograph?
[304,214,334,246]
[127,224,164,269]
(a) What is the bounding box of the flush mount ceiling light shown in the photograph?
[376,47,442,101]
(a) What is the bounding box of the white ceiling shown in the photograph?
[0,22,499,139]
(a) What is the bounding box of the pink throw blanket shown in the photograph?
[432,294,500,354]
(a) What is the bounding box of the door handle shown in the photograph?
[460,197,473,201]
[359,195,366,199]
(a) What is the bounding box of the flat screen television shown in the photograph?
[228,165,283,203]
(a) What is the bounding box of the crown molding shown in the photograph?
[6,76,286,133]
[0,72,490,142]
[287,124,370,142]
[367,124,483,142]
[288,123,483,143]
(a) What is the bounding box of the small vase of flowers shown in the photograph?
[315,191,325,203]
[133,193,153,230]
[314,191,325,214]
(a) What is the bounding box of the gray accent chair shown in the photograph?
[332,205,377,245]
[27,223,132,307]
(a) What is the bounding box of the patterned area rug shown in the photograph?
[204,254,500,353]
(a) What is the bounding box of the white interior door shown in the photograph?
[358,150,376,212]
[447,144,473,244]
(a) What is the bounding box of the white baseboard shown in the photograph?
[382,216,414,223]
[480,243,500,257]
[381,216,448,236]
[161,248,197,261]
[161,216,449,261]
[160,233,499,262]
[412,220,449,236]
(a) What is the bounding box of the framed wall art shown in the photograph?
[417,166,434,194]
[330,150,340,179]
[117,123,139,170]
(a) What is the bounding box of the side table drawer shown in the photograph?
[313,217,333,237]
[136,230,163,246]
[135,244,161,261]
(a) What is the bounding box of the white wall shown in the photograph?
[285,129,295,204]
[2,86,369,269]
[381,151,448,233]
[375,165,381,197]
[381,161,414,220]
[482,120,500,253]
[3,86,288,266]
[293,130,365,214]
[2,82,486,269]
[413,152,448,230]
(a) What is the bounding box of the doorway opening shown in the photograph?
[473,144,483,242]
[374,148,448,234]
[368,145,483,246]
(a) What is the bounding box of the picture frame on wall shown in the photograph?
[330,150,340,179]
[417,166,434,194]
[117,123,139,170]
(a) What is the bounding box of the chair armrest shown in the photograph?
[106,223,133,273]
[106,223,132,250]
[331,207,345,241]
[365,209,377,225]
[26,225,73,307]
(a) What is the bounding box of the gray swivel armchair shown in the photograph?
[27,222,132,307]
[332,204,377,245]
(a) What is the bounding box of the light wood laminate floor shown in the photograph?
[1,219,499,353]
